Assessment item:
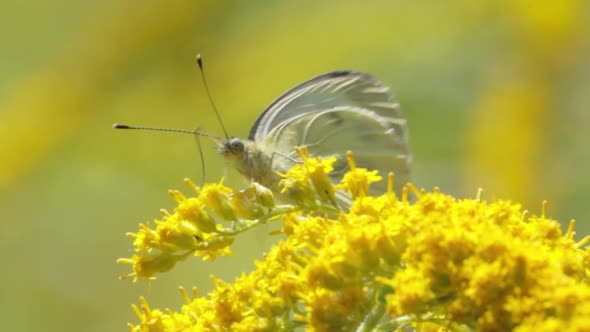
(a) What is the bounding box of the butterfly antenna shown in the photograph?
[113,124,202,135]
[113,123,222,142]
[196,54,229,141]
[113,123,210,184]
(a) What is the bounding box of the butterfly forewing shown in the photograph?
[249,72,403,139]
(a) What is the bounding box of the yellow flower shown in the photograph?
[120,151,590,331]
[117,252,180,282]
[336,150,383,199]
[198,180,236,221]
[279,146,337,207]
[231,182,274,220]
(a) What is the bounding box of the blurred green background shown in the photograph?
[1,1,589,330]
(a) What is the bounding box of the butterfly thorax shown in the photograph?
[219,138,282,192]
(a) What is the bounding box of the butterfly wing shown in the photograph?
[249,71,411,195]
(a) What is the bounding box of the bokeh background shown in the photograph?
[1,1,589,331]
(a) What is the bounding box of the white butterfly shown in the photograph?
[115,67,411,204]
[218,70,411,202]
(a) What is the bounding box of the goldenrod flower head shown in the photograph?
[279,146,337,206]
[336,150,383,199]
[120,150,590,331]
[198,180,236,221]
[231,182,274,220]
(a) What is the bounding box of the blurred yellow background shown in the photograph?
[1,1,589,330]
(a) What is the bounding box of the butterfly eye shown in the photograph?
[228,138,244,153]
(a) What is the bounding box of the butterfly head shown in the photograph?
[218,137,246,156]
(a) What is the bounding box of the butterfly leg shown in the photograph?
[270,151,301,167]
[247,150,255,183]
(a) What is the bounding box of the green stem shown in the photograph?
[355,296,386,332]
[216,202,340,236]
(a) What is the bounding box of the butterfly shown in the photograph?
[115,61,411,205]
[218,70,411,203]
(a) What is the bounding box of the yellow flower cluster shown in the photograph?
[121,150,590,331]
[118,147,340,281]
[118,178,282,280]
